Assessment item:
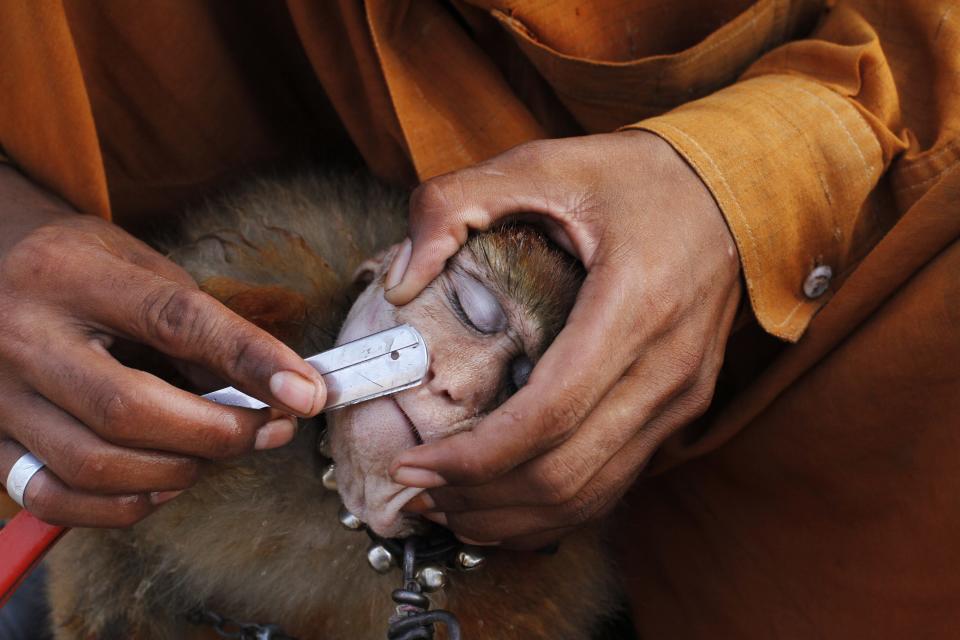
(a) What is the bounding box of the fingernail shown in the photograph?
[457,535,501,547]
[392,466,447,488]
[150,490,184,506]
[402,492,437,513]
[255,416,297,450]
[421,511,448,527]
[270,371,322,415]
[385,238,412,291]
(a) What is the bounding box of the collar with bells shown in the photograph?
[324,461,488,578]
[187,459,484,640]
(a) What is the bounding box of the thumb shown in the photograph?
[384,164,555,306]
[383,175,495,306]
[383,230,462,306]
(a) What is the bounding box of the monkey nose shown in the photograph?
[423,367,460,404]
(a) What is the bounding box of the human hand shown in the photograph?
[0,166,325,527]
[386,131,742,549]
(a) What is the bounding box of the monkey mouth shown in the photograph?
[393,399,424,446]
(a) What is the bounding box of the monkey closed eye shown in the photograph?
[445,270,507,335]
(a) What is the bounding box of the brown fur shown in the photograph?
[45,172,618,639]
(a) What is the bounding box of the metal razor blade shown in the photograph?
[203,324,429,412]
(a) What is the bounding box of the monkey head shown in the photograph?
[328,226,583,538]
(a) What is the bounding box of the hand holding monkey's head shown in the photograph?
[328,226,583,537]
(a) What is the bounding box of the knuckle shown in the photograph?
[64,447,112,492]
[671,341,706,382]
[109,497,152,528]
[25,486,60,522]
[505,139,549,166]
[562,487,602,525]
[532,459,582,506]
[638,288,685,339]
[198,416,251,458]
[140,286,213,351]
[92,382,135,439]
[457,455,502,485]
[2,227,69,287]
[409,179,454,220]
[542,388,593,443]
[174,459,202,488]
[223,336,270,385]
[157,456,202,489]
[4,222,114,291]
[682,380,717,418]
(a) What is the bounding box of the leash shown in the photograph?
[0,512,65,608]
[186,535,465,640]
[2,503,476,638]
[386,537,462,640]
[186,607,297,640]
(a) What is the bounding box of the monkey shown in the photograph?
[42,171,624,640]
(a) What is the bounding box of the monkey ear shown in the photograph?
[199,276,308,347]
[350,244,397,286]
[351,259,380,287]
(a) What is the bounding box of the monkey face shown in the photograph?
[328,239,555,538]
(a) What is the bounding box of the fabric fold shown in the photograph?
[629,74,884,341]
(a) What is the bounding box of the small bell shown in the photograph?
[321,463,338,491]
[366,544,396,574]
[338,505,364,531]
[415,565,447,592]
[456,548,485,572]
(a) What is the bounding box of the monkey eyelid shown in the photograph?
[443,257,538,358]
[443,268,508,336]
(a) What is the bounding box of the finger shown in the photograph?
[392,264,652,485]
[384,174,519,305]
[433,473,615,543]
[497,527,574,552]
[412,351,686,512]
[0,440,154,528]
[436,504,571,544]
[386,146,585,305]
[17,335,288,459]
[63,255,325,417]
[429,390,704,542]
[3,390,201,494]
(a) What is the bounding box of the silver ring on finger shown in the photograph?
[6,452,45,508]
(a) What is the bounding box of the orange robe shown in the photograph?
[1,1,958,637]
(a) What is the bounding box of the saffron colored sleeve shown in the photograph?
[626,0,958,341]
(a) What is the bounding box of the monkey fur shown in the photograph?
[44,172,622,640]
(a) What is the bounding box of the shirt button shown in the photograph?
[803,265,832,299]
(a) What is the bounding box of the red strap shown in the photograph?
[0,511,66,608]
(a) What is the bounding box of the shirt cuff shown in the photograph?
[624,74,884,342]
